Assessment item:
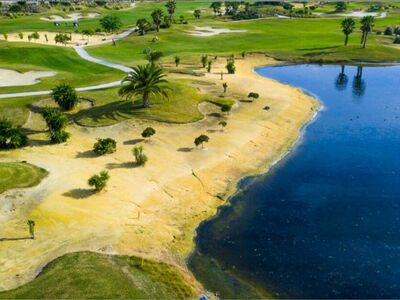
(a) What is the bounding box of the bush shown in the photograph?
[384,26,393,36]
[226,61,236,74]
[394,36,400,44]
[194,134,209,148]
[141,127,156,139]
[52,83,78,111]
[133,145,148,166]
[248,92,260,100]
[221,104,231,114]
[40,107,68,131]
[88,171,109,191]
[49,130,69,143]
[93,138,117,155]
[0,120,28,149]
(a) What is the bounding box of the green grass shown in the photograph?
[0,252,196,299]
[0,162,47,194]
[75,79,234,126]
[0,42,124,94]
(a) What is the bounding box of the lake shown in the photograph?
[189,64,400,298]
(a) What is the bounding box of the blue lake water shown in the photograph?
[189,64,400,298]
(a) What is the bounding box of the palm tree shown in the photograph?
[341,18,355,46]
[194,9,201,19]
[27,220,35,239]
[360,16,374,48]
[151,9,164,32]
[136,18,150,36]
[335,65,348,91]
[119,64,170,108]
[165,0,176,22]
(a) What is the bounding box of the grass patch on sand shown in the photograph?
[0,42,123,94]
[0,162,47,194]
[0,251,196,299]
[75,79,234,127]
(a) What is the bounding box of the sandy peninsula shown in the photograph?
[0,55,319,292]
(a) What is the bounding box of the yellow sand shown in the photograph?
[0,55,319,292]
[0,31,115,47]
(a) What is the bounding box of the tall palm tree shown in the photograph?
[360,16,374,49]
[341,17,355,46]
[119,64,170,108]
[151,9,164,32]
[165,0,176,22]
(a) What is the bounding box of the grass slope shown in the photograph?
[0,42,124,94]
[0,162,47,194]
[0,252,196,299]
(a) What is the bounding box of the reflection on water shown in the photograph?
[189,64,400,299]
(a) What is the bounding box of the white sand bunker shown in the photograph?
[337,11,387,18]
[0,69,56,87]
[186,26,246,37]
[41,13,100,22]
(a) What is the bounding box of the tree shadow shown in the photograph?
[177,147,194,152]
[76,150,97,158]
[207,129,219,133]
[123,138,144,145]
[63,188,95,199]
[296,46,339,51]
[28,139,52,147]
[0,237,32,242]
[208,112,222,118]
[106,162,137,169]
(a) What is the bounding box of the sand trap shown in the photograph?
[0,69,55,87]
[40,12,100,22]
[186,26,246,37]
[337,11,387,18]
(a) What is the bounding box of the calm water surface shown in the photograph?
[189,64,400,298]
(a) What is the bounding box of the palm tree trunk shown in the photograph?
[344,34,349,46]
[362,32,368,48]
[142,92,150,108]
[360,31,366,45]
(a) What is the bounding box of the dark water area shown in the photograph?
[188,64,400,299]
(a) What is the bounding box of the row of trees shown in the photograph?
[341,16,374,48]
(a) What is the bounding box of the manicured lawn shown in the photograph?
[0,162,47,194]
[75,79,234,126]
[0,42,124,94]
[0,252,196,299]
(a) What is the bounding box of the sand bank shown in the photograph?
[40,13,100,22]
[0,55,318,292]
[186,26,247,37]
[0,69,55,87]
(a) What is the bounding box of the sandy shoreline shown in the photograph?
[0,55,319,293]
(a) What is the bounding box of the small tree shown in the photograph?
[174,56,180,67]
[194,9,201,19]
[40,107,70,144]
[54,33,71,45]
[137,18,150,36]
[384,26,393,36]
[194,134,209,148]
[0,120,28,149]
[207,60,212,73]
[18,32,24,40]
[165,0,176,22]
[221,104,231,114]
[335,1,347,12]
[31,32,40,42]
[219,120,227,131]
[145,50,163,64]
[100,15,122,34]
[201,55,208,68]
[222,82,228,93]
[241,51,246,58]
[27,220,35,239]
[2,33,8,41]
[141,127,156,140]
[226,61,236,74]
[88,171,109,192]
[248,92,259,101]
[133,145,148,166]
[151,9,164,32]
[52,83,78,111]
[93,138,117,155]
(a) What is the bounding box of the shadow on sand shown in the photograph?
[63,188,95,199]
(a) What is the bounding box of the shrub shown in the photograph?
[49,130,69,143]
[221,104,231,114]
[201,55,208,68]
[141,127,156,139]
[222,82,228,93]
[219,120,227,130]
[174,56,180,67]
[194,134,209,148]
[88,171,109,191]
[0,120,28,149]
[226,61,236,74]
[248,92,260,100]
[394,35,400,44]
[40,107,68,131]
[93,138,117,155]
[384,26,393,36]
[207,60,212,73]
[52,83,78,111]
[133,145,148,166]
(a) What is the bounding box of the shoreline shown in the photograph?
[0,55,319,293]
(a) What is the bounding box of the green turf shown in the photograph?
[0,42,124,94]
[74,79,234,126]
[0,251,196,299]
[0,162,47,194]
